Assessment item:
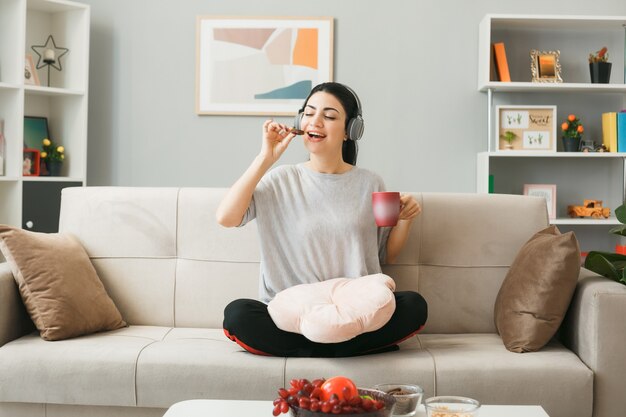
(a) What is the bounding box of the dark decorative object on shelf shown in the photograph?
[45,160,63,177]
[562,136,581,152]
[589,62,612,83]
[31,35,69,87]
[588,46,611,84]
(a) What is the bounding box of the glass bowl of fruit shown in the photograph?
[273,376,396,417]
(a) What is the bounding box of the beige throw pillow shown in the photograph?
[0,225,126,341]
[494,225,580,353]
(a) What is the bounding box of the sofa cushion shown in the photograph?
[0,326,169,406]
[135,328,285,407]
[419,334,593,417]
[267,274,396,343]
[0,225,126,341]
[494,225,580,353]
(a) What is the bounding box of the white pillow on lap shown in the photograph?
[267,273,396,343]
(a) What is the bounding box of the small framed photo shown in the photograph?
[496,105,557,152]
[24,54,40,86]
[524,184,557,219]
[530,50,563,83]
[23,148,41,176]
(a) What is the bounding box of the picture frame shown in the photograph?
[196,16,334,116]
[24,54,40,86]
[524,184,557,219]
[496,105,557,152]
[23,148,40,176]
[530,50,563,83]
[23,116,49,149]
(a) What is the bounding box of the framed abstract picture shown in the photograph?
[196,16,334,116]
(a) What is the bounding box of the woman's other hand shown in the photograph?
[259,120,296,165]
[399,194,421,221]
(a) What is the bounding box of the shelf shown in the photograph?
[478,13,626,252]
[0,82,20,90]
[27,0,88,13]
[0,0,90,231]
[21,176,83,182]
[1,176,83,183]
[24,85,85,97]
[480,151,626,158]
[486,14,626,31]
[551,217,620,226]
[479,82,626,93]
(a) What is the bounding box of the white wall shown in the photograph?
[78,0,626,194]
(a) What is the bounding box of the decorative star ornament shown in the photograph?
[31,35,69,71]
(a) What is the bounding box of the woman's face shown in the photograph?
[301,91,347,158]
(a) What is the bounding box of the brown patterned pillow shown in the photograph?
[494,225,580,353]
[0,225,126,341]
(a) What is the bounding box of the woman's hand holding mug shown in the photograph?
[399,193,421,221]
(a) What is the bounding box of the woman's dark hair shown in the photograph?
[302,82,359,165]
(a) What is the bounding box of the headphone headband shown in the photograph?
[342,84,363,117]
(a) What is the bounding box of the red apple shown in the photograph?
[320,376,358,402]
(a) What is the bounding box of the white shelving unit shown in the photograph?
[0,0,89,231]
[477,14,626,250]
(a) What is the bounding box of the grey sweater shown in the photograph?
[240,163,391,303]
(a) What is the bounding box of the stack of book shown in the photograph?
[602,111,626,152]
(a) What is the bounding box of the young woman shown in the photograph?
[217,82,427,357]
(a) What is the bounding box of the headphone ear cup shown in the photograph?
[346,116,365,141]
[294,111,304,130]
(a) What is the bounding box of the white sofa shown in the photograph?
[1,187,625,417]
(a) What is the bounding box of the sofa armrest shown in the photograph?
[561,267,626,417]
[0,262,34,347]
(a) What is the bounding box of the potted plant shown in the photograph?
[499,130,517,150]
[588,46,611,83]
[40,137,65,176]
[585,203,626,285]
[561,114,584,152]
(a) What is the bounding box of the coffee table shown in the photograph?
[163,399,550,417]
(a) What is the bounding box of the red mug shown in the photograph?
[372,192,401,227]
